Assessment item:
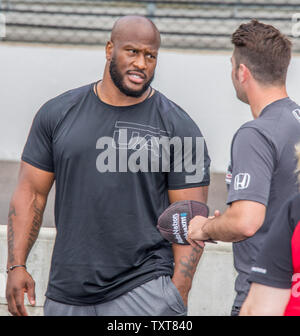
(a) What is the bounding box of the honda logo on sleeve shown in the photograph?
[234,173,251,190]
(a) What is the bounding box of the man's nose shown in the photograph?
[133,54,147,70]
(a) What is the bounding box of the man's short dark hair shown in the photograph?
[231,19,292,85]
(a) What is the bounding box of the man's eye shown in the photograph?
[147,54,156,59]
[129,49,138,54]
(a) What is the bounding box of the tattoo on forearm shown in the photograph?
[179,246,203,279]
[27,198,43,255]
[7,206,16,263]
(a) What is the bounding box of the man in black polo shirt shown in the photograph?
[240,144,300,316]
[188,20,300,315]
[5,16,210,316]
[240,191,300,315]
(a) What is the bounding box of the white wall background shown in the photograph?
[0,43,300,172]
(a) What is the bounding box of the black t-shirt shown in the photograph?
[249,193,300,289]
[22,83,210,305]
[225,98,300,306]
[249,193,300,315]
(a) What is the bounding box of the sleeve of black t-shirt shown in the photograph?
[166,108,210,190]
[22,102,55,172]
[248,196,296,289]
[227,126,275,206]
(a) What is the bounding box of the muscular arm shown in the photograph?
[168,186,208,306]
[6,161,54,316]
[240,283,291,316]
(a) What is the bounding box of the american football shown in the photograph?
[157,200,209,245]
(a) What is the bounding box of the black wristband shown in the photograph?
[6,264,27,274]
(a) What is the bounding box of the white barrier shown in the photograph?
[0,225,236,316]
[0,226,54,316]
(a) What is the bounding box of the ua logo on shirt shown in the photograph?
[234,173,251,190]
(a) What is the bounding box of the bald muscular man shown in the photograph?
[5,16,210,316]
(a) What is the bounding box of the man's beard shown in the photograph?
[109,57,154,98]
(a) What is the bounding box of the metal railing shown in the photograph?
[1,0,300,51]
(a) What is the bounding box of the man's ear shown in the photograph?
[106,41,113,61]
[238,64,250,83]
